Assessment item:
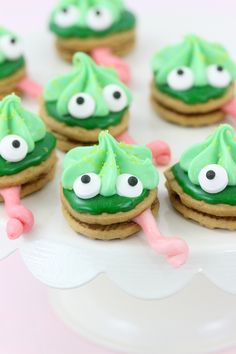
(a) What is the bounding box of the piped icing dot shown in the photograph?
[152,34,236,89]
[180,124,236,187]
[44,52,132,118]
[62,131,159,198]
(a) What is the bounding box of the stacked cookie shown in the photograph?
[151,35,236,126]
[40,52,131,152]
[0,27,26,99]
[61,131,159,240]
[49,0,136,61]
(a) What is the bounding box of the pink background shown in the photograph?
[1,1,236,353]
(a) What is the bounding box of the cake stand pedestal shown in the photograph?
[50,274,236,354]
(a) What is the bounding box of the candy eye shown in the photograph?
[87,7,113,31]
[73,173,101,199]
[198,164,228,194]
[68,93,96,119]
[207,65,231,88]
[0,35,23,60]
[0,135,28,162]
[54,6,80,27]
[167,67,194,91]
[103,85,128,112]
[116,174,143,198]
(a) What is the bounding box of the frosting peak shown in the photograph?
[44,52,132,117]
[180,124,236,186]
[62,131,159,196]
[0,94,46,152]
[152,34,236,87]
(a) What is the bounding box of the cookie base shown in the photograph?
[55,29,136,62]
[165,169,236,230]
[61,189,159,240]
[0,67,26,99]
[0,151,57,200]
[150,82,234,127]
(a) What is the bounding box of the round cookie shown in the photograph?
[40,52,131,151]
[49,0,136,61]
[151,35,236,127]
[0,27,26,99]
[165,124,236,229]
[61,131,159,240]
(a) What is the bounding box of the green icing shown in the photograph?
[172,163,236,205]
[0,132,56,176]
[50,10,135,38]
[0,57,25,79]
[44,52,132,118]
[180,124,236,186]
[156,83,228,104]
[62,131,159,196]
[0,27,25,77]
[0,94,46,152]
[63,188,149,214]
[45,101,126,129]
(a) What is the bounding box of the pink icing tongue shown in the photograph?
[134,209,189,268]
[91,47,131,85]
[117,131,171,166]
[17,77,43,98]
[0,187,34,240]
[222,99,236,120]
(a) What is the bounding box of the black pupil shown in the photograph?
[128,176,138,187]
[217,65,223,72]
[76,97,85,105]
[95,9,101,16]
[113,91,121,99]
[10,38,16,44]
[12,140,20,148]
[81,175,91,184]
[177,69,184,76]
[62,7,68,13]
[206,170,216,180]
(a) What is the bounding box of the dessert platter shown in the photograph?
[1,1,236,352]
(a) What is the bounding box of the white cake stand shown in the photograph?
[1,154,236,354]
[2,24,236,353]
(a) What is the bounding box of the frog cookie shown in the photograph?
[0,94,57,239]
[61,131,189,267]
[40,52,171,166]
[0,27,26,99]
[40,52,131,151]
[151,35,236,126]
[49,0,136,61]
[165,124,236,229]
[0,26,43,99]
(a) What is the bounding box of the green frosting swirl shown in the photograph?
[0,27,25,77]
[152,35,236,103]
[62,131,159,196]
[44,52,132,123]
[50,0,135,37]
[180,124,236,186]
[0,94,46,153]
